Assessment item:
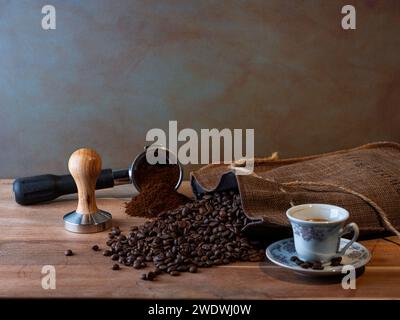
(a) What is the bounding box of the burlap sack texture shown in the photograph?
[191,142,400,240]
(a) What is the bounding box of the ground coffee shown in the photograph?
[125,162,188,217]
[106,191,266,281]
[133,160,180,189]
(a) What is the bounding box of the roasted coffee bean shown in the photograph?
[64,249,73,256]
[158,264,167,270]
[295,259,304,265]
[103,250,112,257]
[112,264,120,270]
[177,265,188,272]
[154,254,165,262]
[147,271,156,281]
[112,229,121,236]
[300,262,312,269]
[154,268,162,275]
[140,273,148,280]
[290,256,299,262]
[170,271,180,276]
[92,245,100,251]
[189,265,197,273]
[106,239,114,246]
[312,264,324,270]
[330,257,343,266]
[112,253,120,261]
[166,266,177,273]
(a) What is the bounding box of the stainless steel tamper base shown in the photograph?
[63,210,112,233]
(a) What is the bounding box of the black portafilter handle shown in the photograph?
[13,169,130,205]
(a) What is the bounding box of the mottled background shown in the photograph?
[0,0,399,178]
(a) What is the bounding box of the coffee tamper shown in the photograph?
[63,148,112,233]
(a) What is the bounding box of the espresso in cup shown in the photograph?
[286,204,359,263]
[304,218,329,222]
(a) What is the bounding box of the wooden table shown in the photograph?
[1,179,399,299]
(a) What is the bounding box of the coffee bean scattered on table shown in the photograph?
[189,265,197,273]
[140,273,148,280]
[103,250,112,257]
[103,191,265,281]
[92,245,99,251]
[64,249,73,256]
[147,271,156,281]
[112,264,120,270]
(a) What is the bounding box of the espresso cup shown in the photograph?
[286,204,359,263]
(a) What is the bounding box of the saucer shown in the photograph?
[266,238,371,276]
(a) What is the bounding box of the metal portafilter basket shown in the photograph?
[13,146,183,206]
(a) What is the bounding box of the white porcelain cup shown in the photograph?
[286,204,359,262]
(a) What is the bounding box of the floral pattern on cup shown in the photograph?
[292,223,337,241]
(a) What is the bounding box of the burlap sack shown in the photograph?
[190,142,400,240]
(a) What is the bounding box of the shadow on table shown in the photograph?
[260,262,365,285]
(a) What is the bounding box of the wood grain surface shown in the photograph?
[0,179,399,299]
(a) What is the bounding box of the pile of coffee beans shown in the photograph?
[290,256,343,270]
[104,191,265,280]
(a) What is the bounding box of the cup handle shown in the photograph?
[336,222,359,256]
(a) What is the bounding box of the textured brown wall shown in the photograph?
[0,0,399,177]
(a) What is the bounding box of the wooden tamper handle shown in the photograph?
[63,148,112,233]
[68,148,101,215]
